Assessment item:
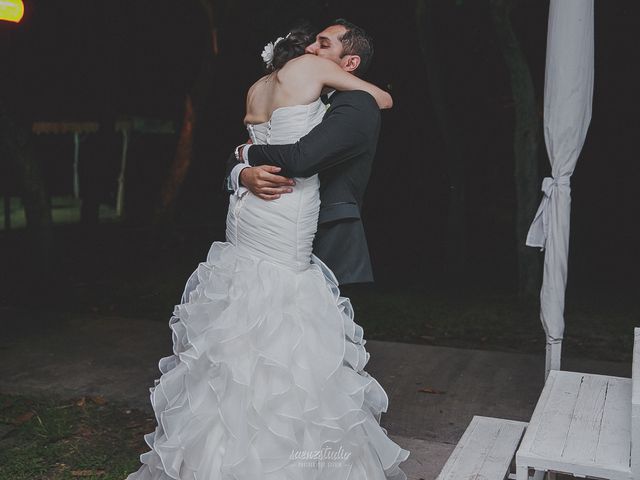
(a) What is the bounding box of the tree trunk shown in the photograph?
[155,95,195,224]
[0,100,53,269]
[80,1,119,227]
[490,0,541,299]
[154,0,217,224]
[80,112,116,227]
[416,0,467,284]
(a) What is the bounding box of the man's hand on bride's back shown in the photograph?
[240,166,295,201]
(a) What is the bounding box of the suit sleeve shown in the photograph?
[246,91,381,178]
[225,150,241,178]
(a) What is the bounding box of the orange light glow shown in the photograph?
[0,0,24,23]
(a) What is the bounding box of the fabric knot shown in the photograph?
[526,175,572,250]
[541,175,570,196]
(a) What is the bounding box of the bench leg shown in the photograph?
[532,470,545,480]
[546,472,556,480]
[516,465,529,480]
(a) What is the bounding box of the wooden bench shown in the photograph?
[436,416,528,480]
[515,328,640,480]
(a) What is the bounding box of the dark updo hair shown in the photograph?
[267,23,316,72]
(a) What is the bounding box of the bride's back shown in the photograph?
[229,57,327,271]
[244,55,323,125]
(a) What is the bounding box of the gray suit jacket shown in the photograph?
[225,90,381,285]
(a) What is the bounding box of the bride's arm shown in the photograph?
[245,90,381,178]
[301,55,392,109]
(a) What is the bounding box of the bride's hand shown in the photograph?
[240,165,295,201]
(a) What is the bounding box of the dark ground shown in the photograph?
[1,221,638,364]
[0,305,633,479]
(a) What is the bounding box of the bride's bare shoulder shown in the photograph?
[244,74,274,124]
[247,74,271,97]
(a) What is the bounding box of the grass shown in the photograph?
[346,286,639,363]
[0,196,118,232]
[0,392,154,479]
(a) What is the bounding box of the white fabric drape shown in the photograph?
[526,0,594,374]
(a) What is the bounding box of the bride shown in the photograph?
[126,23,410,480]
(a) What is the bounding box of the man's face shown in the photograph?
[305,25,358,73]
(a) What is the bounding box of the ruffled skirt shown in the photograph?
[126,241,410,480]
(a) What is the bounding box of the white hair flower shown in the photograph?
[261,33,290,68]
[261,37,283,68]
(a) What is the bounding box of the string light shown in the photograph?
[0,0,24,23]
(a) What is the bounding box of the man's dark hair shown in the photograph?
[330,18,374,77]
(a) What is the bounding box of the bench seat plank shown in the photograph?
[595,375,632,468]
[437,416,527,480]
[517,370,632,480]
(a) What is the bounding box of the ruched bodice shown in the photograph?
[246,99,326,145]
[226,98,326,271]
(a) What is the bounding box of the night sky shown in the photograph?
[2,0,639,291]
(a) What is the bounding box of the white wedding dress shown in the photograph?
[126,98,410,480]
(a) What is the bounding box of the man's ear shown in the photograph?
[343,55,361,73]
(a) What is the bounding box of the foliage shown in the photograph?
[0,393,155,479]
[347,286,637,363]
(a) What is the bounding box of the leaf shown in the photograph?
[417,387,446,395]
[71,469,106,476]
[12,411,34,425]
[89,395,107,405]
[76,425,93,438]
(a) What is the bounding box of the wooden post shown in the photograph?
[73,132,80,198]
[3,193,9,230]
[631,328,640,479]
[116,129,128,217]
[545,341,561,380]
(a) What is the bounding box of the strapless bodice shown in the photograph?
[226,98,326,271]
[246,98,325,146]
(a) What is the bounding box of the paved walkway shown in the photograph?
[0,307,631,480]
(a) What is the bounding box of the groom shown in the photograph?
[225,19,381,286]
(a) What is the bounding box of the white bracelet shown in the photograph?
[234,144,242,161]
